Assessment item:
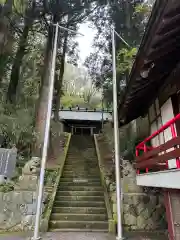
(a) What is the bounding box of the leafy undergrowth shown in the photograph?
[44,169,58,187]
[0,182,14,192]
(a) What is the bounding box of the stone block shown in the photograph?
[21,215,35,231]
[149,195,158,206]
[13,191,23,203]
[26,202,37,215]
[22,192,33,204]
[151,205,166,222]
[112,203,117,214]
[123,204,129,214]
[105,178,111,187]
[19,204,28,215]
[140,208,151,220]
[128,204,138,217]
[0,208,22,230]
[0,212,9,229]
[7,210,22,229]
[109,182,116,192]
[113,213,117,222]
[0,192,3,202]
[110,192,116,203]
[136,202,145,215]
[15,175,38,190]
[3,192,13,203]
[136,215,146,229]
[145,218,156,230]
[123,194,131,204]
[132,194,150,205]
[40,218,48,232]
[124,213,137,226]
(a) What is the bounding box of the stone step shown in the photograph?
[55,195,105,202]
[68,148,94,151]
[62,176,100,180]
[59,181,101,186]
[60,177,100,183]
[64,165,99,169]
[49,136,108,232]
[67,155,97,157]
[56,190,104,197]
[64,165,98,168]
[59,185,103,191]
[49,228,108,232]
[50,213,107,221]
[62,171,100,176]
[65,161,98,164]
[49,220,108,230]
[62,172,100,178]
[52,206,107,214]
[64,165,99,168]
[64,161,98,165]
[54,200,105,208]
[63,167,99,171]
[68,149,95,152]
[67,153,95,155]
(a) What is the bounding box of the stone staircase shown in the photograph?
[49,135,108,232]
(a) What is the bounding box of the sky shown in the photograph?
[76,22,97,64]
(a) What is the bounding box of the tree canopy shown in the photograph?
[85,0,155,107]
[0,0,155,159]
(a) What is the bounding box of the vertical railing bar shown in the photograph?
[170,123,180,169]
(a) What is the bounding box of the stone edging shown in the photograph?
[93,134,115,233]
[42,133,72,231]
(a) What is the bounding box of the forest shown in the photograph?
[0,0,154,159]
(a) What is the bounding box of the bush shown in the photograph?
[0,182,14,192]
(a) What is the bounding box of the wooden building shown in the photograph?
[119,1,180,239]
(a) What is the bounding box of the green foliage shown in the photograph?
[117,47,137,74]
[0,182,14,192]
[61,94,84,108]
[121,134,145,162]
[0,103,36,153]
[13,0,27,15]
[44,170,58,186]
[85,0,154,107]
[61,93,101,109]
[135,3,151,14]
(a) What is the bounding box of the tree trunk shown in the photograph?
[7,23,30,103]
[34,26,54,157]
[54,32,68,121]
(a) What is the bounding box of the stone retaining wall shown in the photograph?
[120,160,166,231]
[0,190,48,232]
[96,133,167,232]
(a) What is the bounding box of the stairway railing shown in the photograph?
[136,113,180,174]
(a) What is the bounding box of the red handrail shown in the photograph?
[136,113,180,172]
[136,113,180,149]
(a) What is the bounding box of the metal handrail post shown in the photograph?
[111,26,123,240]
[33,22,59,240]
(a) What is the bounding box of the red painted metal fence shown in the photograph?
[136,113,180,174]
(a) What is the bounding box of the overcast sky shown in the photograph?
[76,22,97,64]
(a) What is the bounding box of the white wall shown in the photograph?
[160,98,176,142]
[149,97,175,147]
